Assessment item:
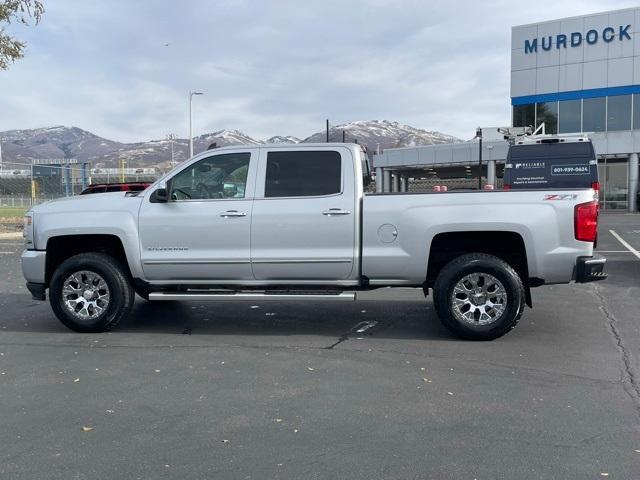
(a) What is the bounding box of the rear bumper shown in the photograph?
[575,255,608,283]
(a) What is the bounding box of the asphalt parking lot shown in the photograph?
[0,212,639,479]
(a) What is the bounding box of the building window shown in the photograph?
[513,104,535,128]
[536,102,558,134]
[633,95,640,130]
[583,97,606,132]
[598,158,629,210]
[558,99,581,133]
[607,95,631,131]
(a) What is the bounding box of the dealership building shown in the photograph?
[375,7,640,212]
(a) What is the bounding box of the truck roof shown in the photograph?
[513,135,591,146]
[201,142,363,151]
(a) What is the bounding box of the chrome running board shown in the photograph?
[148,291,356,302]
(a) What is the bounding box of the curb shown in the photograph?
[0,232,22,240]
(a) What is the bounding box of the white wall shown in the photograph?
[511,8,639,98]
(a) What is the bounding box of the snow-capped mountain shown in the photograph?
[265,135,301,144]
[0,126,122,163]
[196,129,262,147]
[0,121,459,168]
[303,120,460,150]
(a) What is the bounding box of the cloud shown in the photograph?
[0,0,637,142]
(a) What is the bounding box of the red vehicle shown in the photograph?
[80,182,151,195]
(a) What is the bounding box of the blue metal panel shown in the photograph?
[512,84,640,105]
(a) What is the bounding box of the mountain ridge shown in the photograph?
[0,121,461,168]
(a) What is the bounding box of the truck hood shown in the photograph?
[30,192,144,215]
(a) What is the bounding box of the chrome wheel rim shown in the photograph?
[450,273,507,326]
[62,270,110,321]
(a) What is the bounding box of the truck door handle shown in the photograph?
[322,208,351,216]
[220,210,247,218]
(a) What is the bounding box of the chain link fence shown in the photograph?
[0,161,162,211]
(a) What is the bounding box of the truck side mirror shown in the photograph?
[153,183,169,203]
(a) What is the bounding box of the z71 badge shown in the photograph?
[544,194,578,200]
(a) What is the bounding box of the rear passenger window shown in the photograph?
[265,151,341,197]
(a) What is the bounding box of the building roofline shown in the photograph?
[512,6,637,30]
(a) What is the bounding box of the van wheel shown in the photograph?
[49,253,134,332]
[433,253,525,340]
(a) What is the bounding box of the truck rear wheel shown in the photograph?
[49,253,134,333]
[433,253,525,340]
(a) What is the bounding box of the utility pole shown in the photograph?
[166,133,176,169]
[476,127,483,190]
[326,119,329,142]
[0,137,5,171]
[189,91,204,158]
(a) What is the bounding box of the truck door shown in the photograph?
[138,150,257,281]
[250,147,358,281]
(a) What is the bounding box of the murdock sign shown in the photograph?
[524,25,631,53]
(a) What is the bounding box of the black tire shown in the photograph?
[49,253,134,333]
[433,253,525,340]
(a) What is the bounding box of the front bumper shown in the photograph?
[26,282,46,301]
[21,250,47,300]
[575,255,608,283]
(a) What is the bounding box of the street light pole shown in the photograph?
[189,91,204,158]
[476,126,483,190]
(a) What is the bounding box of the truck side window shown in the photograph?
[171,153,250,200]
[265,151,341,197]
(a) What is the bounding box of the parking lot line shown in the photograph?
[609,229,640,260]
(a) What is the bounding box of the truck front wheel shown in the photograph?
[49,253,134,333]
[433,253,525,340]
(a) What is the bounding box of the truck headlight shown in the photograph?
[23,214,34,248]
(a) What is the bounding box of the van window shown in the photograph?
[504,142,598,189]
[265,151,341,197]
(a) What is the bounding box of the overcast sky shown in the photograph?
[0,0,636,142]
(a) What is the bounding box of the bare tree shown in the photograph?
[0,0,44,70]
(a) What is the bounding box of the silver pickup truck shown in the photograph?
[21,142,606,340]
